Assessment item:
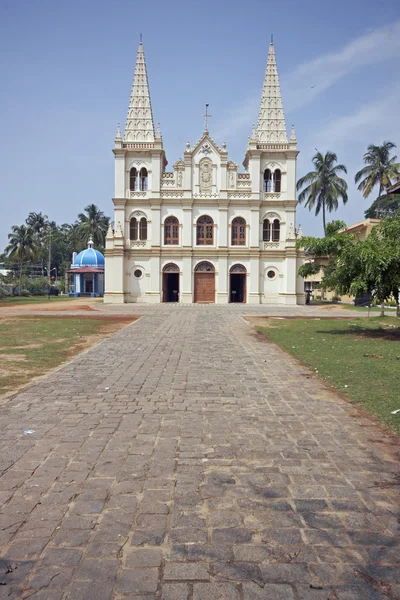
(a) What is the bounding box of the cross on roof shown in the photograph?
[202,104,212,133]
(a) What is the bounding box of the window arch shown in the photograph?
[194,261,215,272]
[130,217,138,240]
[274,169,281,193]
[139,217,147,241]
[272,219,280,242]
[196,215,214,245]
[164,216,179,245]
[139,167,148,191]
[263,169,272,192]
[130,168,138,191]
[263,219,271,242]
[231,217,246,245]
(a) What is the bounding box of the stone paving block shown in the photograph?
[164,561,210,581]
[242,582,296,599]
[161,583,190,600]
[125,549,163,568]
[116,568,160,593]
[193,582,240,600]
[63,580,114,600]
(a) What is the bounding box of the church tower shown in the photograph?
[104,41,167,303]
[244,41,302,304]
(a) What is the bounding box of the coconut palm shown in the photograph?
[354,142,400,217]
[5,225,36,294]
[26,212,49,275]
[76,204,110,248]
[296,151,348,236]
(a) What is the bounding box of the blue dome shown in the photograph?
[72,241,104,268]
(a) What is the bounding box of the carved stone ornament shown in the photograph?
[199,159,213,192]
[201,142,212,155]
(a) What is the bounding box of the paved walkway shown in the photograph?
[0,306,399,600]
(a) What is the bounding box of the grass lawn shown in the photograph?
[0,295,76,306]
[255,317,400,434]
[0,315,136,396]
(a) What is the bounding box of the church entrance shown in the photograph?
[229,264,246,303]
[85,278,93,294]
[162,263,180,302]
[194,261,215,303]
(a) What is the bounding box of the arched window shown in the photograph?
[272,219,280,242]
[195,261,215,272]
[196,215,214,245]
[130,168,138,191]
[231,217,246,245]
[274,169,281,193]
[139,167,148,191]
[139,217,147,241]
[164,216,179,245]
[263,219,271,242]
[263,169,272,192]
[130,217,138,240]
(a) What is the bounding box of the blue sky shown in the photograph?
[1,0,399,250]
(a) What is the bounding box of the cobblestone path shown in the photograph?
[0,307,399,599]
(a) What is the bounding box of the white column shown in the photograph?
[216,256,228,303]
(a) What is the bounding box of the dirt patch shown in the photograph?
[1,354,27,362]
[0,298,101,312]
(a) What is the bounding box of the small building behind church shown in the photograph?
[68,240,104,297]
[105,40,305,304]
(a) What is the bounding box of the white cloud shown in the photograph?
[312,83,400,149]
[283,20,400,111]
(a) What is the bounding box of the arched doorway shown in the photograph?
[162,263,179,302]
[194,261,215,303]
[229,264,246,303]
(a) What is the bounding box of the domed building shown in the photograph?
[68,240,105,296]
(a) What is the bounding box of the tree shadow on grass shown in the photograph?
[316,325,400,342]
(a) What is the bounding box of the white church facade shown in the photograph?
[104,41,305,304]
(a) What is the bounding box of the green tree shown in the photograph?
[364,193,400,219]
[296,151,348,235]
[297,217,400,317]
[355,142,400,218]
[5,225,36,294]
[76,204,110,248]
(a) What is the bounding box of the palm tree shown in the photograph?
[76,204,110,248]
[5,225,36,294]
[354,142,400,217]
[296,151,348,235]
[26,212,49,275]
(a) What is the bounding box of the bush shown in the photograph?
[0,286,11,298]
[27,277,49,296]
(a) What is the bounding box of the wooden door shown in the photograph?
[194,272,215,303]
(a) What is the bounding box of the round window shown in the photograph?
[267,270,276,279]
[134,269,143,279]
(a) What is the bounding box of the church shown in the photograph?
[104,41,305,304]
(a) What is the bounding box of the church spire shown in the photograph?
[124,41,155,143]
[256,42,288,143]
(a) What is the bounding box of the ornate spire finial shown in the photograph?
[140,33,142,43]
[254,42,288,144]
[250,123,257,141]
[271,34,273,44]
[115,123,122,140]
[290,124,297,144]
[202,103,212,133]
[124,40,156,143]
[155,122,161,138]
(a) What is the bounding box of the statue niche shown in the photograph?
[199,159,213,193]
